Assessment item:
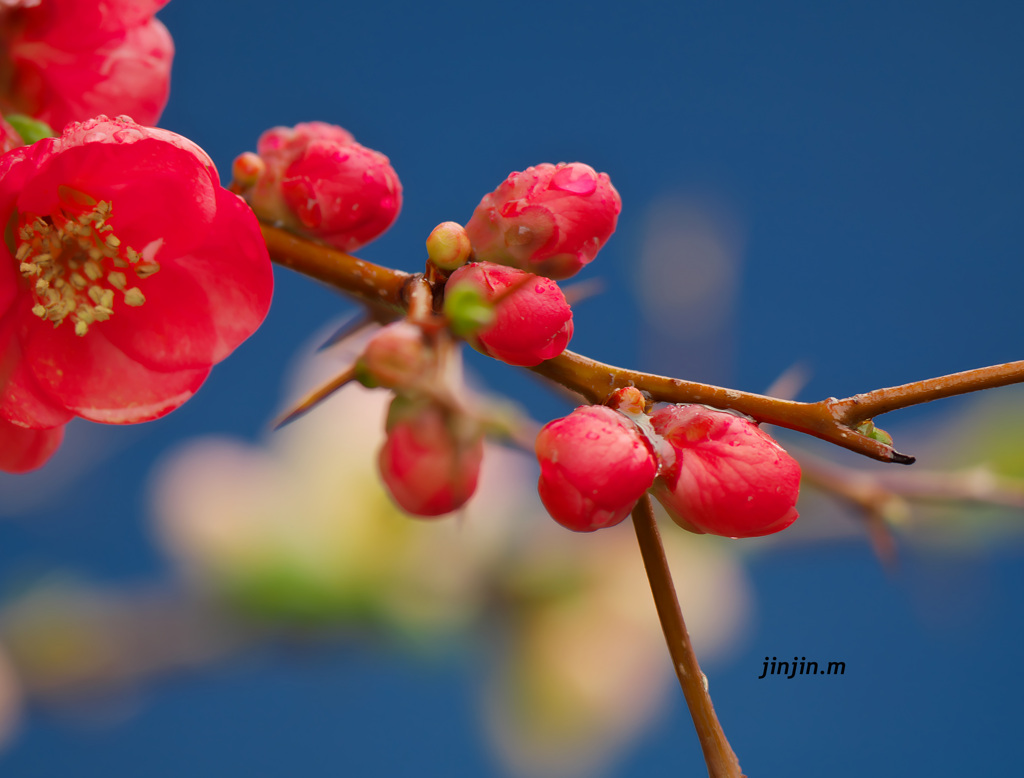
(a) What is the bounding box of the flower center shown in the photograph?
[15,196,160,337]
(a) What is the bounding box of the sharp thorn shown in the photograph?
[272,367,357,430]
[317,312,372,352]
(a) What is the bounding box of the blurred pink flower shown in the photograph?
[378,394,483,517]
[0,0,174,129]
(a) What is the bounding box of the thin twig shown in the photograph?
[830,361,1024,424]
[631,495,744,778]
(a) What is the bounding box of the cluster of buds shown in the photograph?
[366,160,622,512]
[535,388,802,537]
[349,314,484,518]
[426,161,621,369]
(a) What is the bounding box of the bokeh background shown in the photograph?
[1,0,1023,775]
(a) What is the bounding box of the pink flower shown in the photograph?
[465,162,621,280]
[0,0,174,130]
[236,122,402,253]
[0,115,273,434]
[0,416,62,472]
[650,405,801,538]
[535,405,657,532]
[378,395,484,517]
[445,262,573,367]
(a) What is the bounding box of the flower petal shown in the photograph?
[175,190,274,363]
[0,304,73,429]
[18,138,218,262]
[24,324,209,424]
[0,417,64,473]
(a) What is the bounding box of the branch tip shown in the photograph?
[891,451,916,465]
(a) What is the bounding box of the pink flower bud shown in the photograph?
[378,396,483,517]
[231,151,265,189]
[606,386,646,415]
[425,221,472,271]
[445,262,573,367]
[355,321,430,389]
[650,405,801,538]
[238,122,402,252]
[535,405,657,532]
[0,417,63,473]
[465,162,621,280]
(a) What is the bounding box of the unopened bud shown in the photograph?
[465,162,621,280]
[355,321,430,389]
[650,405,801,538]
[231,151,265,188]
[378,396,483,517]
[606,387,646,415]
[445,262,573,366]
[236,122,402,252]
[535,405,657,532]
[426,221,472,271]
[856,420,894,447]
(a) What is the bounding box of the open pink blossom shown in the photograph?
[0,416,63,472]
[0,0,174,130]
[236,122,402,252]
[378,395,483,517]
[650,405,801,538]
[445,262,573,367]
[0,115,273,435]
[535,405,657,532]
[465,162,621,280]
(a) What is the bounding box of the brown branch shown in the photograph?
[530,350,915,463]
[260,222,1024,465]
[261,223,411,311]
[830,361,1024,424]
[631,495,744,778]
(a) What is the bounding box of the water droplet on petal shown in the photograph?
[550,164,597,195]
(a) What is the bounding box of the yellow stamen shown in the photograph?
[13,197,158,334]
[123,288,145,307]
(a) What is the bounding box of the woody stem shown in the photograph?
[631,495,744,778]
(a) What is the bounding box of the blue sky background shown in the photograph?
[1,1,1023,775]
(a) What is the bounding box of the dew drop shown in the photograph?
[550,165,597,195]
